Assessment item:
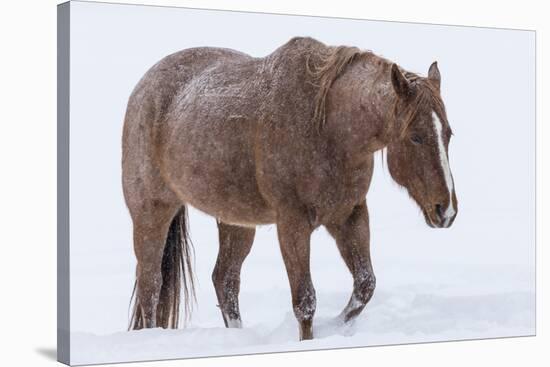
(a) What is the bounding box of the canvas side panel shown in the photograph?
[57,2,70,365]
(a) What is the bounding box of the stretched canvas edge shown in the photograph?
[57,1,538,365]
[57,1,71,365]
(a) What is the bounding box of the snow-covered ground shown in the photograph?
[67,3,535,365]
[69,206,535,365]
[70,254,534,365]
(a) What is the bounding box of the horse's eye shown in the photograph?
[410,134,423,145]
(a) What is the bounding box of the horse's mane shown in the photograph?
[304,40,445,139]
[306,45,365,130]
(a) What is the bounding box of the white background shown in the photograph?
[0,0,547,366]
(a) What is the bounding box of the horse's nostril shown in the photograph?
[435,204,443,219]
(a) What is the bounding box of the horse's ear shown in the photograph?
[428,61,441,89]
[391,64,412,98]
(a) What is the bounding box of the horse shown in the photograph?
[122,37,457,340]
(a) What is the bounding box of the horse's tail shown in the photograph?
[129,206,196,330]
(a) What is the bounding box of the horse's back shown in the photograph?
[125,47,251,125]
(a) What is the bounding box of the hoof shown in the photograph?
[299,319,313,340]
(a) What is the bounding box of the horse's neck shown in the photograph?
[363,57,405,149]
[326,59,398,155]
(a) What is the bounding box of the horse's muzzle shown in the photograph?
[424,204,456,228]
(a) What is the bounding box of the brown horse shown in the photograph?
[122,37,457,340]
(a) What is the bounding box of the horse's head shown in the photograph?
[386,62,457,228]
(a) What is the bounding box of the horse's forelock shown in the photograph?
[389,77,447,142]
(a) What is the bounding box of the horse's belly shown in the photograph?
[160,116,275,226]
[175,175,276,226]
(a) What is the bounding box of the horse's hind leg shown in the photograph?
[212,221,255,328]
[129,199,180,329]
[276,211,315,340]
[326,201,376,323]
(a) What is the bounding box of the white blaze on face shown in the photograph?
[432,111,456,227]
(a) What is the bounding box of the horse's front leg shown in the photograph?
[276,210,316,340]
[326,201,376,323]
